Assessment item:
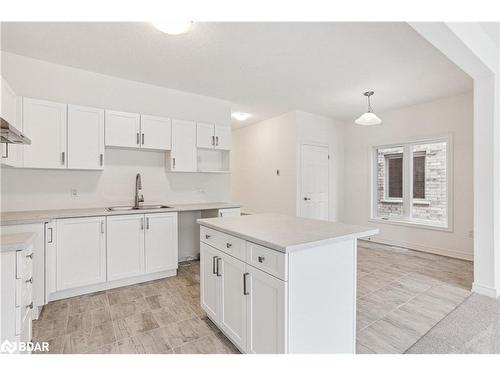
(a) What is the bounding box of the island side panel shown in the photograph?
[287,238,357,353]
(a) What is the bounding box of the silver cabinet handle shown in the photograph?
[258,256,265,263]
[216,136,219,146]
[226,243,232,249]
[101,220,105,234]
[136,132,140,145]
[172,157,176,169]
[47,227,53,243]
[205,234,211,239]
[100,153,104,166]
[26,302,33,309]
[140,217,144,230]
[142,133,145,145]
[26,277,33,284]
[146,217,150,230]
[61,151,65,165]
[26,253,33,259]
[212,255,218,274]
[243,272,250,295]
[2,144,8,158]
[216,257,222,277]
[212,135,215,146]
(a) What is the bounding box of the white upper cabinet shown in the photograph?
[105,110,141,148]
[67,105,105,170]
[215,125,231,150]
[140,115,171,151]
[196,123,232,151]
[1,77,20,167]
[196,122,216,149]
[23,98,67,169]
[170,119,197,172]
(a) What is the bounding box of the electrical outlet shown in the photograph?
[71,188,78,197]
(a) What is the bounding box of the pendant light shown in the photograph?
[355,91,382,126]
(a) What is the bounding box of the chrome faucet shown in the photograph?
[134,173,144,208]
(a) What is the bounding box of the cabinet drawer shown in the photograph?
[16,248,33,279]
[246,242,287,281]
[200,226,246,261]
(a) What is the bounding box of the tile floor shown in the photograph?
[33,241,473,354]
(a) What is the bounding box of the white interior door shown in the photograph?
[299,144,329,220]
[67,104,105,170]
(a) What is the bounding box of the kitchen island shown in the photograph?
[197,213,378,354]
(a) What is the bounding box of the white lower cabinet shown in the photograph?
[107,214,145,281]
[55,217,106,291]
[200,236,286,354]
[144,212,178,273]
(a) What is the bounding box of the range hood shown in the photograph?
[1,117,31,144]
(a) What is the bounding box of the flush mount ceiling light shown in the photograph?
[355,91,382,126]
[152,21,193,35]
[231,112,252,121]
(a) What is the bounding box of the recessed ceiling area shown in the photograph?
[1,22,472,127]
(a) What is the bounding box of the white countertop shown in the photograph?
[0,202,241,225]
[197,213,379,253]
[1,232,36,253]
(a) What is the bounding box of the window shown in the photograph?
[372,137,450,228]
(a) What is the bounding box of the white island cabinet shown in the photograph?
[197,213,378,354]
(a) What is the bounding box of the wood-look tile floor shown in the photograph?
[33,242,473,354]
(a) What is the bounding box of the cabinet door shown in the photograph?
[200,243,220,323]
[246,264,286,354]
[214,125,231,150]
[144,212,178,273]
[196,122,215,149]
[67,105,105,170]
[1,77,19,167]
[105,110,141,148]
[219,251,247,351]
[170,119,197,172]
[140,115,172,150]
[23,98,67,169]
[55,217,106,291]
[107,214,145,281]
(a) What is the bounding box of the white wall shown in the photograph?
[231,112,298,215]
[0,52,232,212]
[344,92,474,260]
[231,110,346,221]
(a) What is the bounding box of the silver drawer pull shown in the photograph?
[226,243,232,249]
[216,257,222,277]
[258,256,265,263]
[26,253,33,259]
[26,302,33,309]
[212,256,217,274]
[243,272,250,295]
[205,234,211,239]
[26,277,33,284]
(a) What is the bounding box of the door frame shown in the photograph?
[296,142,330,220]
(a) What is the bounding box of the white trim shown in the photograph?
[369,217,453,233]
[361,238,473,261]
[471,282,500,298]
[47,268,177,302]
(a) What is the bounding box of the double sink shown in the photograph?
[107,204,172,212]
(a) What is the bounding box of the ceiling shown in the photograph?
[1,22,472,127]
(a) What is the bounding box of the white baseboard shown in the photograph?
[361,237,473,261]
[47,269,177,302]
[472,282,500,298]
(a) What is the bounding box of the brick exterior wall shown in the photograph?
[376,142,447,223]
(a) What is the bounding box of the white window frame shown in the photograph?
[370,135,453,232]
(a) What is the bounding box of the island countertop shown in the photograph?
[197,213,379,253]
[1,232,36,253]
